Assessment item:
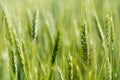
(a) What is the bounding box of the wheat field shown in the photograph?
[0,0,120,80]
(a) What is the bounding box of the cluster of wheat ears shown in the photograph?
[0,0,120,80]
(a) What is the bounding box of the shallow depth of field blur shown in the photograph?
[0,0,120,80]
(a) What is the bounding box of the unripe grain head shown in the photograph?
[81,20,89,65]
[51,30,60,65]
[31,9,38,40]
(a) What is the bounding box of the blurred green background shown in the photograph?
[0,0,120,80]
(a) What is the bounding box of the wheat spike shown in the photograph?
[31,9,38,40]
[81,20,89,65]
[51,30,60,65]
[67,55,73,80]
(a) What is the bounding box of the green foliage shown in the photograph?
[0,0,120,80]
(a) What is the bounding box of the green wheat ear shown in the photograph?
[106,14,115,79]
[105,14,114,47]
[75,65,83,80]
[105,15,111,47]
[49,29,60,80]
[8,49,16,80]
[102,57,112,80]
[22,41,30,79]
[67,55,73,80]
[93,14,105,42]
[31,8,38,40]
[51,29,60,65]
[4,9,27,79]
[3,8,17,80]
[3,10,14,45]
[109,17,114,44]
[57,66,64,80]
[81,20,89,65]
